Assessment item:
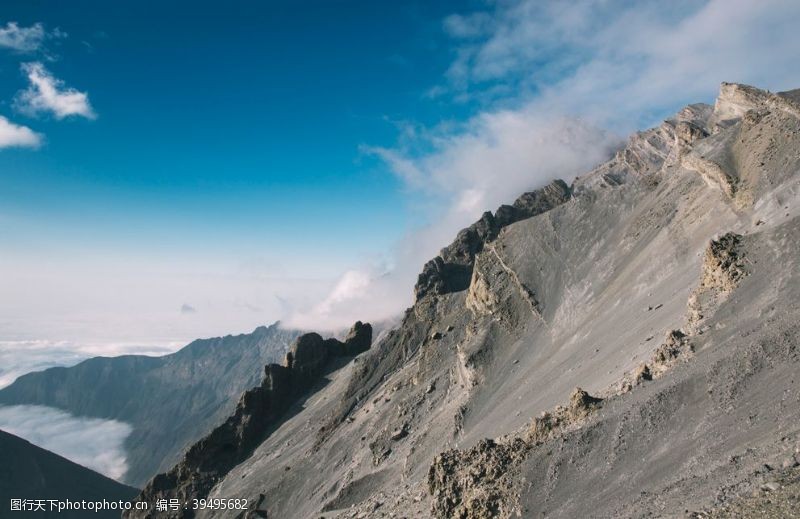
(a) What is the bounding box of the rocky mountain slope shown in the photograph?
[137,82,800,518]
[0,429,139,518]
[0,323,302,486]
[126,322,373,518]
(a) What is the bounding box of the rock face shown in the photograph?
[126,322,372,518]
[414,179,572,300]
[135,83,800,519]
[0,322,302,486]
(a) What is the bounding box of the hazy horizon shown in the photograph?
[2,0,800,365]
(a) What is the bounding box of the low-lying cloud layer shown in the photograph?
[0,340,179,389]
[284,0,800,331]
[0,404,132,481]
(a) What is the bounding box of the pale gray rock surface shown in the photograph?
[133,83,800,518]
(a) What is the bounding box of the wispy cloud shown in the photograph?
[0,115,42,148]
[286,114,619,330]
[0,22,64,54]
[15,62,96,120]
[437,0,800,127]
[0,404,132,480]
[285,0,800,331]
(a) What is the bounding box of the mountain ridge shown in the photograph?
[0,322,304,486]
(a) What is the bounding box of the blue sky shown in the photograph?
[1,0,799,346]
[0,1,474,263]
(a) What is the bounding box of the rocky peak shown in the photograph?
[341,320,372,356]
[711,82,770,128]
[414,179,572,302]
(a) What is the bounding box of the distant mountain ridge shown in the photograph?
[0,429,139,518]
[0,322,303,487]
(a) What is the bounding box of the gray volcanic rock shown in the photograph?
[0,322,302,486]
[0,429,139,518]
[126,322,372,518]
[414,179,571,300]
[127,83,800,519]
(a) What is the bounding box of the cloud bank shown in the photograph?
[16,62,96,120]
[285,0,800,331]
[0,340,179,389]
[0,404,132,481]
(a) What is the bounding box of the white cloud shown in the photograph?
[286,114,619,330]
[15,62,96,120]
[439,0,800,128]
[0,115,41,148]
[285,0,800,331]
[0,404,132,480]
[0,22,63,53]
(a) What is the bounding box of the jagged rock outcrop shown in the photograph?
[414,179,572,301]
[688,232,747,327]
[126,322,372,518]
[574,102,712,191]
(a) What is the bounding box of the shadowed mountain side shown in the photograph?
[0,323,303,486]
[0,429,139,518]
[125,322,373,519]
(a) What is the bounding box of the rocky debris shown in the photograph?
[689,233,746,327]
[125,322,372,519]
[619,330,693,393]
[693,465,800,518]
[428,388,603,519]
[415,180,571,301]
[700,233,747,292]
[526,388,603,444]
[428,438,527,519]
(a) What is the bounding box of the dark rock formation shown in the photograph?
[414,179,572,300]
[126,322,372,518]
